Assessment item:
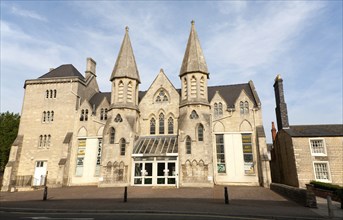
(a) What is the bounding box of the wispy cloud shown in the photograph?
[10,5,47,22]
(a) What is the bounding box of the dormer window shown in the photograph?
[240,101,249,115]
[155,89,168,103]
[214,102,223,117]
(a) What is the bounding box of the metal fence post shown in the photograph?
[124,186,127,202]
[327,195,334,218]
[224,186,229,204]
[43,171,48,201]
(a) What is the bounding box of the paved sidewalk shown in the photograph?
[0,185,341,219]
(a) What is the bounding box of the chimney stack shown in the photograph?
[273,74,289,130]
[85,57,96,79]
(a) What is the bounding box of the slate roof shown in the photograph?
[284,124,343,137]
[89,92,111,109]
[208,84,258,108]
[39,64,84,80]
[180,21,208,77]
[110,27,140,82]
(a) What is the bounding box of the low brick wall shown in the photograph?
[270,183,317,208]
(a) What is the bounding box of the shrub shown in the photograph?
[310,180,343,197]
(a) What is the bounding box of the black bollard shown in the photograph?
[224,186,229,204]
[124,186,127,202]
[43,186,48,201]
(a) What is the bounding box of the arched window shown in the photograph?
[240,101,244,115]
[54,90,57,98]
[43,135,47,147]
[190,110,199,119]
[198,124,204,141]
[51,111,54,122]
[159,113,164,134]
[150,118,156,135]
[200,77,205,97]
[47,111,50,122]
[127,81,133,102]
[110,127,115,144]
[39,135,43,147]
[120,138,126,156]
[191,76,197,98]
[244,101,249,115]
[47,135,51,147]
[46,90,49,98]
[43,111,46,122]
[183,77,188,99]
[186,136,191,154]
[218,102,223,116]
[85,109,88,121]
[168,117,174,134]
[114,114,123,123]
[118,81,124,102]
[80,110,84,121]
[214,103,218,117]
[50,90,53,98]
[155,89,168,103]
[100,108,104,120]
[104,108,108,120]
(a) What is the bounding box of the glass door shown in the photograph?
[157,162,176,185]
[134,162,153,185]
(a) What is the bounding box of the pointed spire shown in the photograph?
[110,26,140,83]
[179,20,209,77]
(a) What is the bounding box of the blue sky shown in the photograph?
[1,1,342,142]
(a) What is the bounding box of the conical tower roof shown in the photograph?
[179,21,209,77]
[110,27,140,83]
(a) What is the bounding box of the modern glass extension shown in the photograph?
[132,136,178,186]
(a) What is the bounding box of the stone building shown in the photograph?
[270,75,343,188]
[2,22,271,191]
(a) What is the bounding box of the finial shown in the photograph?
[125,26,129,32]
[191,20,195,25]
[275,74,282,81]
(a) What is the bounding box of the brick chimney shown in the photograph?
[273,74,289,130]
[85,57,96,79]
[271,121,277,142]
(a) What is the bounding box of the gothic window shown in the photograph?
[46,90,49,98]
[50,90,53,98]
[80,110,84,121]
[120,138,126,156]
[43,135,47,147]
[114,114,123,123]
[198,124,204,141]
[150,118,156,135]
[127,81,133,102]
[240,101,244,115]
[47,135,51,147]
[100,108,104,120]
[183,78,188,99]
[218,103,223,116]
[42,111,46,122]
[54,90,57,98]
[110,127,115,144]
[240,101,249,115]
[39,135,43,148]
[85,109,89,121]
[200,77,205,97]
[190,110,199,119]
[191,76,197,98]
[51,111,54,122]
[155,89,168,103]
[118,81,124,102]
[104,108,108,120]
[47,111,50,122]
[214,103,218,117]
[168,117,174,134]
[159,113,165,134]
[186,136,191,154]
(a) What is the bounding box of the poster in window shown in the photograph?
[244,162,254,174]
[217,164,226,173]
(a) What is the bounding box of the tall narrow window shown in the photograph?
[51,111,54,122]
[186,136,191,154]
[47,135,51,147]
[191,76,197,98]
[168,117,174,134]
[47,111,50,122]
[150,118,156,135]
[159,113,165,134]
[43,135,47,147]
[118,81,124,102]
[39,135,43,148]
[244,101,249,115]
[183,78,188,99]
[120,138,126,156]
[54,90,57,98]
[240,101,244,115]
[200,77,205,97]
[242,133,254,174]
[110,127,115,144]
[218,102,223,116]
[104,108,108,120]
[216,134,226,173]
[43,111,46,122]
[127,81,133,102]
[46,90,49,98]
[85,109,88,121]
[214,103,218,117]
[198,124,204,141]
[100,108,104,120]
[50,90,53,98]
[80,110,84,121]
